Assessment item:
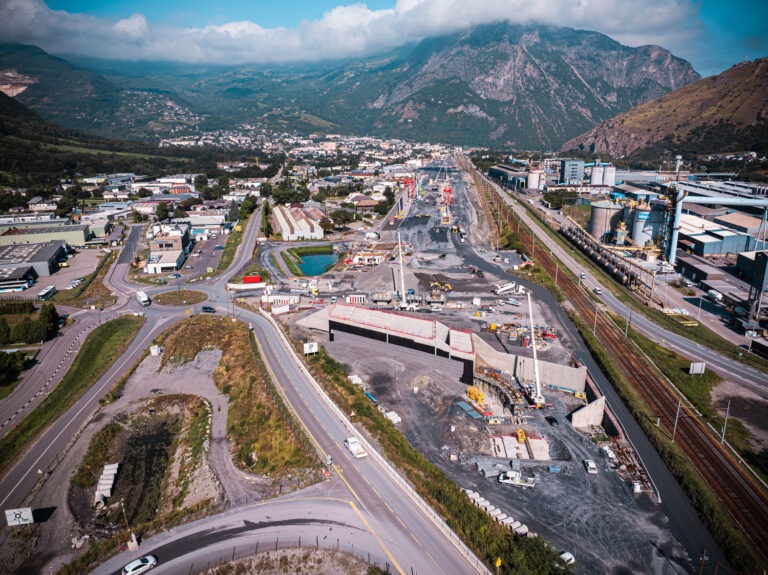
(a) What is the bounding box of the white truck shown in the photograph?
[343,436,368,459]
[707,289,723,303]
[137,290,151,306]
[495,282,516,295]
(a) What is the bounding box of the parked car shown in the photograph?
[214,245,224,250]
[584,459,598,474]
[122,555,157,574]
[201,305,216,313]
[168,273,180,279]
[185,265,193,269]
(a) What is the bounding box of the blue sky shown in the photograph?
[4,0,767,75]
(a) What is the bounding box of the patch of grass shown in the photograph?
[270,253,284,276]
[215,219,248,275]
[0,316,144,477]
[287,244,334,257]
[71,422,124,488]
[280,251,302,277]
[159,316,317,478]
[153,290,207,306]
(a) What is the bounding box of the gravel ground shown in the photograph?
[318,330,692,575]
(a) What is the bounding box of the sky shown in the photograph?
[1,0,766,76]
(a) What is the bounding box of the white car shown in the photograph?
[593,287,603,295]
[584,459,598,474]
[122,555,157,574]
[579,273,587,279]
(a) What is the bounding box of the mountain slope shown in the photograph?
[0,43,120,132]
[561,58,768,157]
[1,24,701,148]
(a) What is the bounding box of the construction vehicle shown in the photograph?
[343,437,368,459]
[516,429,526,444]
[467,386,485,403]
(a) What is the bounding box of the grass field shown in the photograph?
[153,290,207,306]
[0,316,144,476]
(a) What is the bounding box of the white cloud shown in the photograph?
[0,0,724,72]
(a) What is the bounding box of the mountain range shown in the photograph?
[0,23,700,148]
[561,57,768,158]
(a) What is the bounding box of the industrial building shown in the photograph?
[560,160,585,185]
[0,241,66,278]
[298,303,587,405]
[272,205,324,241]
[0,266,38,293]
[0,224,90,247]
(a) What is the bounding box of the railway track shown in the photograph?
[466,166,768,565]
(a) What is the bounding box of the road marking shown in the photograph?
[349,500,406,575]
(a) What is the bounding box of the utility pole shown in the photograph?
[672,399,682,442]
[593,304,599,335]
[721,400,730,444]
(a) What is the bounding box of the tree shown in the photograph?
[0,317,9,345]
[137,187,152,198]
[319,216,334,232]
[172,207,187,219]
[155,202,169,221]
[38,303,60,340]
[331,209,354,228]
[238,196,257,219]
[194,174,208,190]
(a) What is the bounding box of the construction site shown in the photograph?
[274,163,694,573]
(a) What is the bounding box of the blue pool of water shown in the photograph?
[297,253,337,276]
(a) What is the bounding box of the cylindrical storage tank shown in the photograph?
[632,206,652,246]
[590,166,604,185]
[589,201,623,242]
[526,171,539,190]
[603,166,616,187]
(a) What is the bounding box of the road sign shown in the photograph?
[304,342,319,355]
[5,507,33,526]
[689,362,706,375]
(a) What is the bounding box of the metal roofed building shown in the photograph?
[0,241,66,277]
[0,225,90,247]
[713,212,765,235]
[0,266,38,292]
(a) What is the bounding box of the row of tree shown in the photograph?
[0,303,60,345]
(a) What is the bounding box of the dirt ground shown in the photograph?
[711,379,768,448]
[203,548,380,575]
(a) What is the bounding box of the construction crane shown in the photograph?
[526,292,546,406]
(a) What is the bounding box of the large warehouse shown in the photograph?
[0,241,67,278]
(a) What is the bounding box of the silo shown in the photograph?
[632,206,652,246]
[603,166,616,187]
[589,201,623,242]
[527,171,540,191]
[590,166,604,185]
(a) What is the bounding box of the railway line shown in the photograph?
[467,164,768,565]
